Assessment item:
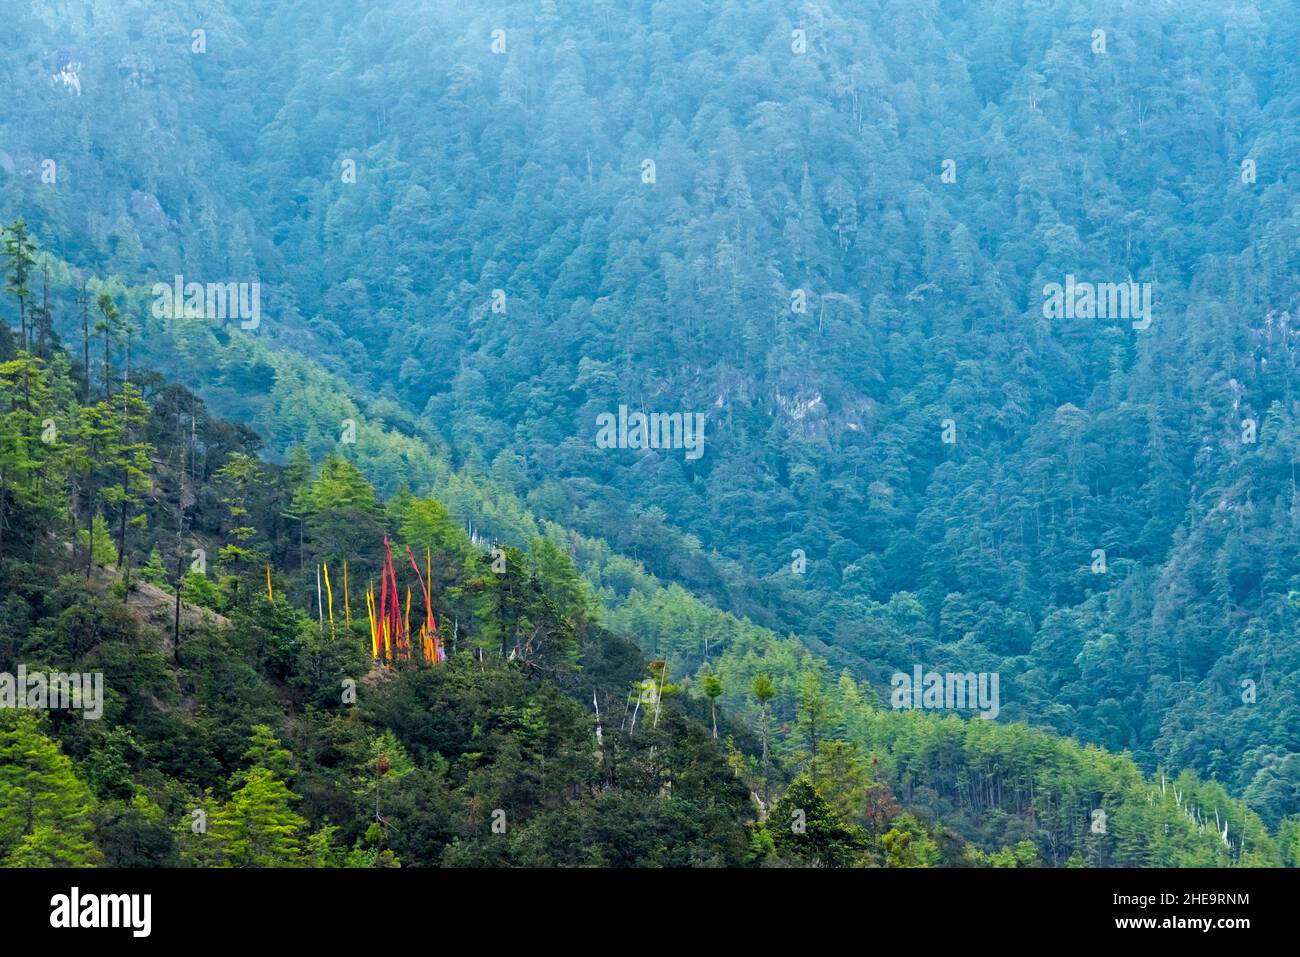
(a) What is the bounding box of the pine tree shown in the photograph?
[201,769,307,867]
[94,384,152,577]
[1,221,37,350]
[0,714,103,866]
[701,670,723,739]
[93,292,123,399]
[769,776,867,867]
[795,670,838,786]
[752,672,776,805]
[183,727,308,868]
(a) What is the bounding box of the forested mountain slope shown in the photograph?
[2,0,1299,831]
[0,316,1289,865]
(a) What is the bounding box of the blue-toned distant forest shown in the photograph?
[1,0,1298,866]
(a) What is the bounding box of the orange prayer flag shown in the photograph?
[407,546,436,655]
[404,587,411,658]
[366,584,379,659]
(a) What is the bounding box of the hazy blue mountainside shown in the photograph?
[5,312,1288,865]
[2,0,1300,829]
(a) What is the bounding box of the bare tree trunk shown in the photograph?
[0,470,7,563]
[117,474,128,570]
[85,498,94,580]
[79,282,90,401]
[173,552,183,663]
[761,705,770,806]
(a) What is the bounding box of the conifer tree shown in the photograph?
[0,714,102,867]
[1,221,36,350]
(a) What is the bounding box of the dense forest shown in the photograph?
[0,228,1293,866]
[1,0,1299,867]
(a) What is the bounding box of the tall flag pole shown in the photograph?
[383,538,401,650]
[343,560,350,625]
[379,550,389,650]
[404,587,412,658]
[366,583,379,659]
[324,562,336,640]
[407,546,438,662]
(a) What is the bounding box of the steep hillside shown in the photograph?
[2,0,1299,849]
[0,256,1292,866]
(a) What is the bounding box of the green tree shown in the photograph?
[201,768,307,867]
[701,670,723,739]
[0,353,59,561]
[0,714,102,866]
[214,452,268,586]
[769,776,868,867]
[94,384,152,576]
[1,221,37,349]
[881,813,942,868]
[752,672,776,805]
[795,670,838,786]
[93,291,124,398]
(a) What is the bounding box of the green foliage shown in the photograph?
[768,777,869,868]
[3,6,1300,844]
[0,319,1284,868]
[0,713,101,866]
[77,514,118,567]
[3,55,1297,872]
[189,768,307,868]
[181,570,221,611]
